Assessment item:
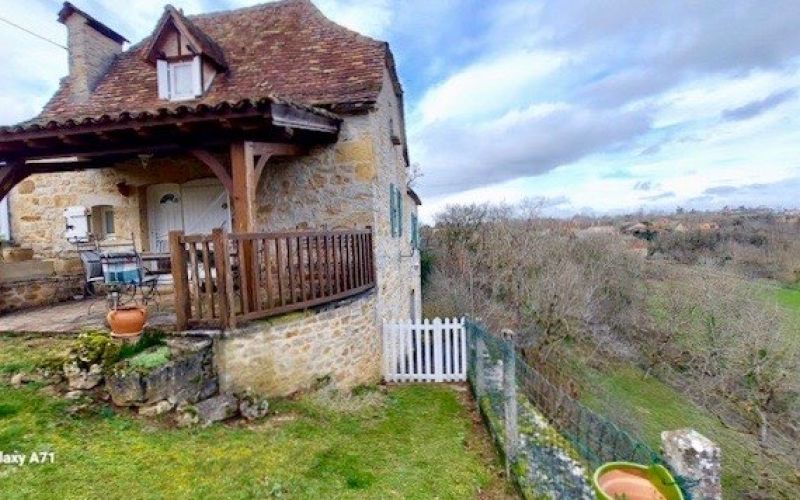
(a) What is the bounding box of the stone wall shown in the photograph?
[366,70,422,322]
[0,274,83,314]
[8,155,215,260]
[215,290,380,397]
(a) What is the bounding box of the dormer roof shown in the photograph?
[143,5,227,70]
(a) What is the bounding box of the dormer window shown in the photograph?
[145,6,228,102]
[157,56,202,101]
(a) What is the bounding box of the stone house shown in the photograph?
[0,0,422,396]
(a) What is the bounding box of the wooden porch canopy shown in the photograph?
[0,96,341,222]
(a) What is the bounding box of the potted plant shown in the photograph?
[593,462,684,500]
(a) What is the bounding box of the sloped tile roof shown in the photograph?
[0,96,339,137]
[36,0,391,125]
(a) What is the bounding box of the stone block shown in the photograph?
[334,137,375,165]
[107,344,216,407]
[106,371,145,406]
[661,428,722,500]
[64,362,103,390]
[138,400,174,417]
[1,247,35,263]
[194,394,238,425]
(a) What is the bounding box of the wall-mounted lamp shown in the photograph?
[138,153,153,169]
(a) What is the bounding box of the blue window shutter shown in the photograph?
[398,188,403,237]
[390,184,397,237]
[411,213,418,248]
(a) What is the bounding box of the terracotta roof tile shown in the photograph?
[37,0,391,124]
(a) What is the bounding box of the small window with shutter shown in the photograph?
[397,187,403,237]
[390,184,397,237]
[157,55,203,101]
[410,213,419,249]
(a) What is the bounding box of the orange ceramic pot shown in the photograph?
[107,306,148,338]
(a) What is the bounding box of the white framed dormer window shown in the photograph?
[157,56,203,101]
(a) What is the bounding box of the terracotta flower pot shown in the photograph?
[593,462,683,500]
[107,306,148,339]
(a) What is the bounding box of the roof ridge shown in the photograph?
[187,0,386,46]
[187,0,298,20]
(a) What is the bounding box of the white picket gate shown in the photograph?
[382,317,467,382]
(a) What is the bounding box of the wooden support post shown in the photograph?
[502,329,519,474]
[230,141,255,233]
[231,141,257,311]
[169,230,190,331]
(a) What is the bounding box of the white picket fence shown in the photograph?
[382,317,467,382]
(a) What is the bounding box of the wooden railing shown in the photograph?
[170,228,375,330]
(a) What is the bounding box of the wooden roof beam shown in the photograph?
[271,103,339,135]
[250,142,305,183]
[190,149,233,193]
[0,162,28,201]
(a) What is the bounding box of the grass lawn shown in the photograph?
[578,363,799,498]
[775,285,800,319]
[0,335,512,499]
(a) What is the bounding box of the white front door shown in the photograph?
[181,178,231,235]
[147,183,183,253]
[146,179,231,252]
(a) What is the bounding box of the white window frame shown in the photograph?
[157,55,203,101]
[169,61,195,100]
[91,205,115,239]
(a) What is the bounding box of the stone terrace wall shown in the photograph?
[215,290,380,397]
[0,274,83,314]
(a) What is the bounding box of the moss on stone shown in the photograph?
[69,329,121,370]
[122,346,171,373]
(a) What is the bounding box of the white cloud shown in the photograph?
[415,49,571,126]
[313,0,393,39]
[0,1,67,125]
[654,68,800,127]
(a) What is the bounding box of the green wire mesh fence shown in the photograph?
[466,319,694,499]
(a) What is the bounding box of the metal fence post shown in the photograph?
[502,328,519,474]
[475,333,486,398]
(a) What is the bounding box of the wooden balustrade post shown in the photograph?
[212,228,231,329]
[169,230,190,331]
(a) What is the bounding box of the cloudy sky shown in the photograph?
[2,0,800,220]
